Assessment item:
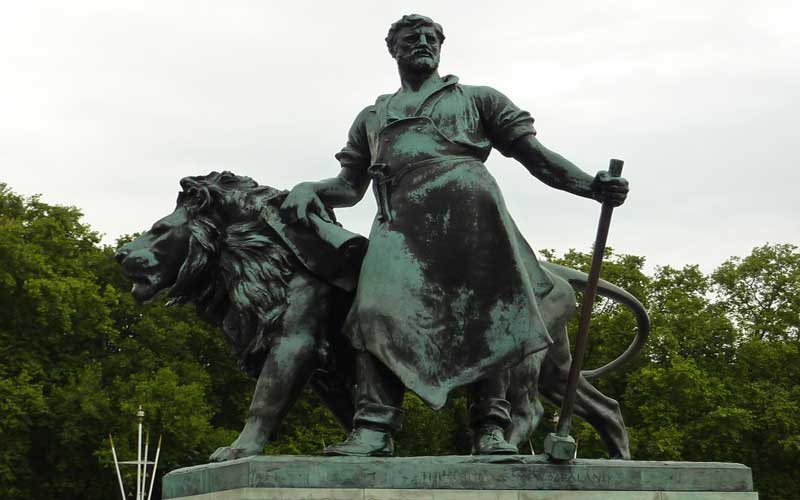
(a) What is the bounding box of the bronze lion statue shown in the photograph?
[116,171,648,460]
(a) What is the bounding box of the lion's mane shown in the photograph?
[166,171,297,377]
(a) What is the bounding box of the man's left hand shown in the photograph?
[591,171,629,207]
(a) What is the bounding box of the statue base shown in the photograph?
[163,455,757,499]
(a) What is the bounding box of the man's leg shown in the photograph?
[469,370,519,454]
[324,351,405,456]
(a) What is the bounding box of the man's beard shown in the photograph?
[397,54,440,75]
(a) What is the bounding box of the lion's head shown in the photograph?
[116,171,297,372]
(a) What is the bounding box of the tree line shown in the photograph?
[0,183,797,500]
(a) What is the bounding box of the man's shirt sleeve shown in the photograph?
[334,106,372,171]
[474,86,536,157]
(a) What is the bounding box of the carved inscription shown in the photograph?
[265,497,350,500]
[419,469,498,486]
[416,467,613,489]
[523,469,614,485]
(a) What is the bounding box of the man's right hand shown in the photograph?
[591,171,629,207]
[280,182,329,225]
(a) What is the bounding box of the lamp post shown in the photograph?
[109,406,163,500]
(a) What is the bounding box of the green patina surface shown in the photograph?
[170,489,758,500]
[120,12,643,467]
[163,456,754,499]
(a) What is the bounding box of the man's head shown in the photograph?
[386,14,445,74]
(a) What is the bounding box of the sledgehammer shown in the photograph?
[544,158,625,462]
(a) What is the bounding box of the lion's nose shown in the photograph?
[115,247,130,264]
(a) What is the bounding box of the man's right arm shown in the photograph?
[280,106,372,224]
[280,167,370,224]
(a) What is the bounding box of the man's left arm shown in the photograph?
[507,134,629,206]
[475,85,628,206]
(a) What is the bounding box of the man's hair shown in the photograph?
[385,14,445,57]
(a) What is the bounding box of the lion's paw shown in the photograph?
[209,446,259,462]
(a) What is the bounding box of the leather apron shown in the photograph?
[343,115,553,409]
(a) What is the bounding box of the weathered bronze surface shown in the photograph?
[116,172,363,461]
[161,455,755,499]
[280,14,634,458]
[116,14,645,463]
[116,170,646,462]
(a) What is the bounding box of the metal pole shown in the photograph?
[146,435,163,500]
[109,434,127,500]
[136,406,144,500]
[545,158,625,461]
[141,431,150,500]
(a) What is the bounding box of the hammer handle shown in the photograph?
[556,158,624,438]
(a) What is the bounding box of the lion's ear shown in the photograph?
[178,186,213,213]
[168,216,219,301]
[195,187,213,211]
[169,235,213,301]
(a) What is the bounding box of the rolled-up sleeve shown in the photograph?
[334,106,372,171]
[474,86,536,157]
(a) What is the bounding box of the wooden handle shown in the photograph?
[554,156,626,443]
[609,158,624,178]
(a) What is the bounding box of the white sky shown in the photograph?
[2,1,798,272]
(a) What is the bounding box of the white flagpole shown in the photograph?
[136,406,144,500]
[146,435,162,500]
[108,434,127,500]
[141,431,150,500]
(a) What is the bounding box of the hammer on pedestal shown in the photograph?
[544,158,625,462]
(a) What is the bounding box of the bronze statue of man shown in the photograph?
[281,14,629,456]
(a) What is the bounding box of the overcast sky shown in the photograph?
[2,1,798,272]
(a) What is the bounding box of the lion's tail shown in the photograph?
[540,261,650,380]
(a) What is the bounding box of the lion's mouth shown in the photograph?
[130,281,156,302]
[127,274,169,303]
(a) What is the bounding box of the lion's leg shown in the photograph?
[540,326,631,460]
[506,273,573,451]
[308,370,355,431]
[506,351,546,449]
[209,332,321,462]
[573,377,630,459]
[210,273,331,462]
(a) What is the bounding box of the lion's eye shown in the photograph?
[151,222,169,235]
[181,187,210,211]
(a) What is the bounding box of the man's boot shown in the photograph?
[324,353,404,457]
[470,396,518,455]
[323,425,394,457]
[472,420,519,455]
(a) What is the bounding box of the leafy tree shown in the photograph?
[536,246,799,500]
[1,181,798,500]
[0,184,250,499]
[712,243,800,342]
[709,244,800,500]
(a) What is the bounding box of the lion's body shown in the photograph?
[506,263,631,457]
[116,172,645,461]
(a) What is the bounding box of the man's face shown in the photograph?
[393,25,441,74]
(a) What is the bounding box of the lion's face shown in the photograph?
[116,206,192,302]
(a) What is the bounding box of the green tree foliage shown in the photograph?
[0,184,251,499]
[713,243,800,342]
[538,246,799,500]
[1,183,798,499]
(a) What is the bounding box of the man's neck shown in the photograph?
[398,67,443,93]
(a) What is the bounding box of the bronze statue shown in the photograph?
[280,14,632,457]
[116,173,364,461]
[116,172,646,461]
[116,14,646,462]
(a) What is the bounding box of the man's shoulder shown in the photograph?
[370,93,396,110]
[455,83,508,99]
[352,93,393,117]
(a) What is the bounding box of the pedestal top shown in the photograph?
[163,455,754,499]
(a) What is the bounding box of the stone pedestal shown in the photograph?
[163,455,758,499]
